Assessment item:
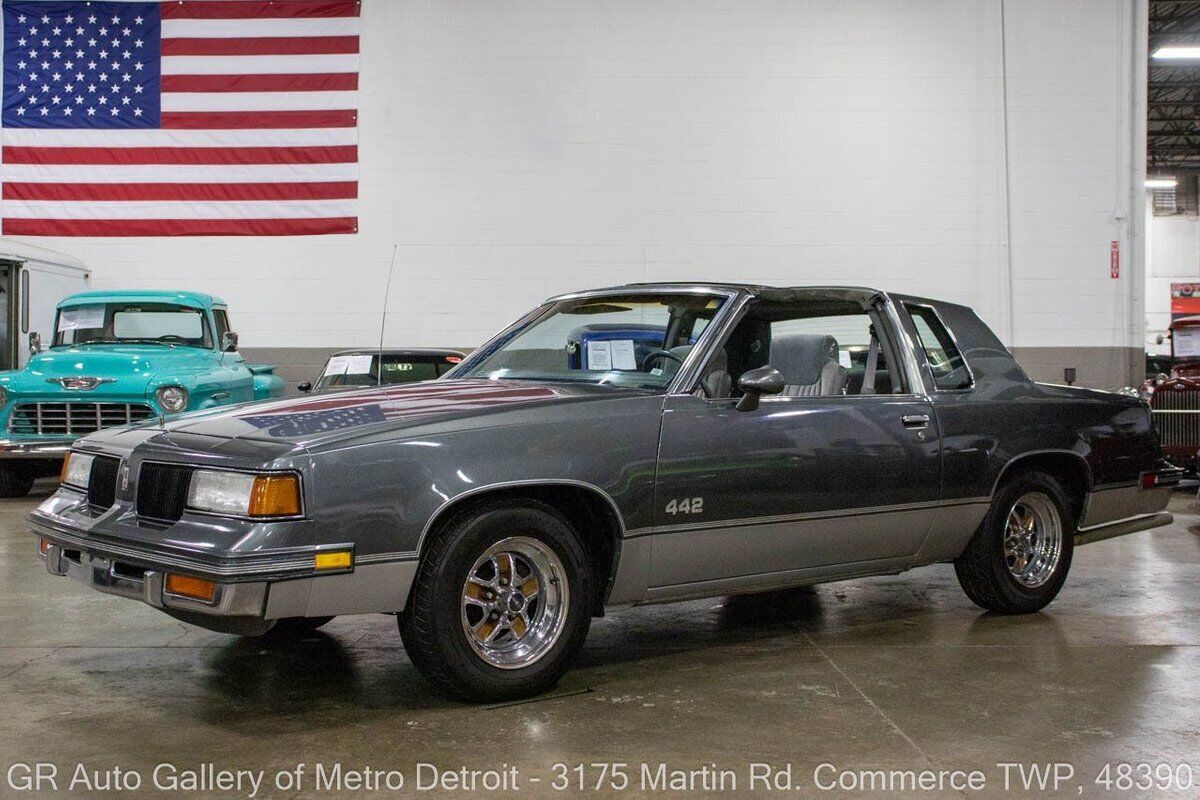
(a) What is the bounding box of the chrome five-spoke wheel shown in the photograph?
[1003,491,1063,589]
[460,536,569,669]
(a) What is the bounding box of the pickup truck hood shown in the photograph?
[2,345,215,394]
[143,379,638,447]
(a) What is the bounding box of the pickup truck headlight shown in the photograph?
[61,452,94,489]
[0,386,8,407]
[186,469,301,517]
[155,385,188,413]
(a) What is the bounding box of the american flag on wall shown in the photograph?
[0,0,359,236]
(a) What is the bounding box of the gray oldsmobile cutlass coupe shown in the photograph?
[31,284,1179,701]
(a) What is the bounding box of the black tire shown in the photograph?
[399,499,594,702]
[0,464,35,498]
[256,616,335,640]
[954,470,1075,614]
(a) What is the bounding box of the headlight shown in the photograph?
[62,452,95,489]
[155,385,188,413]
[0,386,8,407]
[186,469,301,517]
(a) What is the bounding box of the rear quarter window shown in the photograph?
[905,304,973,391]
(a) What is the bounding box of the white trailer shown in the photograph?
[0,239,90,370]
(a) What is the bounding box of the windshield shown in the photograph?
[316,352,461,390]
[53,303,212,348]
[456,292,729,391]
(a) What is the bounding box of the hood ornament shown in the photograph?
[47,376,116,391]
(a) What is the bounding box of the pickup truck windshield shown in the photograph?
[53,303,212,349]
[457,292,728,391]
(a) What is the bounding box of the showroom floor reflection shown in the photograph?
[3,481,1198,798]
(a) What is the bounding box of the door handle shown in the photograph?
[901,414,930,429]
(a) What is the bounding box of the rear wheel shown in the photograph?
[0,464,35,498]
[954,470,1075,614]
[399,500,593,702]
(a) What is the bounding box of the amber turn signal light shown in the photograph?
[247,474,302,517]
[314,550,352,571]
[38,538,52,554]
[164,574,216,603]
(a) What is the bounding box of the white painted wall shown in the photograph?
[1146,213,1200,354]
[3,0,1143,373]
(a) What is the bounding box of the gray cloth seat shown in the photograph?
[769,334,848,396]
[670,345,732,399]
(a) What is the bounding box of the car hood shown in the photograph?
[137,379,645,447]
[2,344,215,389]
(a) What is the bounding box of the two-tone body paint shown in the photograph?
[30,284,1175,629]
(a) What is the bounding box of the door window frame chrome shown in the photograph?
[674,288,931,402]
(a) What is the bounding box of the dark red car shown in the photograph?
[1148,315,1200,473]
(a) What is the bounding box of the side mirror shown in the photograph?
[735,366,785,411]
[297,381,313,393]
[220,331,239,353]
[28,331,42,355]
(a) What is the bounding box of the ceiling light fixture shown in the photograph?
[1152,47,1200,59]
[1146,178,1178,189]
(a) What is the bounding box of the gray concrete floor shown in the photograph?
[2,482,1199,799]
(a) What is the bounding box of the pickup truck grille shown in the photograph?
[8,402,154,436]
[136,462,194,522]
[87,455,121,511]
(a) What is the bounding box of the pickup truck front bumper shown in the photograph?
[0,438,74,459]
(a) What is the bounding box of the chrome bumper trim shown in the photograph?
[0,438,74,459]
[40,543,268,618]
[29,511,354,582]
[1076,512,1173,546]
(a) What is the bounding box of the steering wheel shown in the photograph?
[157,335,188,343]
[641,349,685,371]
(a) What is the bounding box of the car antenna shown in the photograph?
[377,244,399,385]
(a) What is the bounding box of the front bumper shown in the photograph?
[29,487,417,633]
[0,438,74,459]
[40,542,273,635]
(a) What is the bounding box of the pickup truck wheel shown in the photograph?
[954,470,1075,614]
[0,465,35,498]
[399,500,593,702]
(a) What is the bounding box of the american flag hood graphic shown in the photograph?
[164,380,572,442]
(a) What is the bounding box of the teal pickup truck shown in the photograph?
[0,290,284,496]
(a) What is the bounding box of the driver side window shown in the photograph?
[696,297,906,399]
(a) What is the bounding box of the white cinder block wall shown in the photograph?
[10,0,1145,388]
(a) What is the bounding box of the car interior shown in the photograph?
[689,292,908,399]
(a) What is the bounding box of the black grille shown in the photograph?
[135,462,194,522]
[9,402,154,435]
[86,456,120,511]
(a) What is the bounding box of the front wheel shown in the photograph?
[399,500,593,702]
[954,470,1075,614]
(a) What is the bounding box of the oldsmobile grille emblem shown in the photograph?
[47,376,115,391]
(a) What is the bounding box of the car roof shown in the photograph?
[545,282,886,302]
[58,289,225,310]
[328,348,466,358]
[1170,315,1200,329]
